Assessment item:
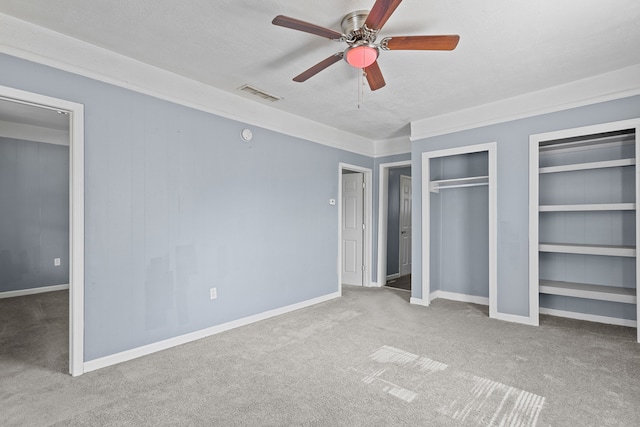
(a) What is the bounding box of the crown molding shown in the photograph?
[410,64,640,141]
[0,14,376,157]
[372,135,411,158]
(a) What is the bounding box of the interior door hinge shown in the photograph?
[362,223,366,230]
[362,181,366,189]
[362,265,366,271]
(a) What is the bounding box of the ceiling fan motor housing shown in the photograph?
[341,10,378,44]
[341,10,380,68]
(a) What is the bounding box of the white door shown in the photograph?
[399,175,412,277]
[342,172,364,286]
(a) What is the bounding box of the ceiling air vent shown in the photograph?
[237,84,283,102]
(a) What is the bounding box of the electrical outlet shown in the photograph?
[54,258,61,266]
[209,287,217,300]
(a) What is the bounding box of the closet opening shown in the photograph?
[421,143,497,317]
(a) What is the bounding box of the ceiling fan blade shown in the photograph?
[272,15,343,40]
[293,53,344,82]
[364,61,386,91]
[383,35,460,51]
[364,0,403,31]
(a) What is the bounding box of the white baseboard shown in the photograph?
[0,284,69,299]
[492,311,538,326]
[410,297,428,307]
[412,290,537,326]
[539,307,637,328]
[84,291,341,373]
[386,273,400,280]
[430,290,490,306]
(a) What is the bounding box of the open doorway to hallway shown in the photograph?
[377,160,412,292]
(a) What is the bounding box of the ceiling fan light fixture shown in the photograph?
[344,45,378,69]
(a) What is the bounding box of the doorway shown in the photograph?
[338,163,372,290]
[377,160,412,290]
[0,85,84,376]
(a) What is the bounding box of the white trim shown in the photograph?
[373,136,411,158]
[421,142,497,316]
[492,312,539,326]
[528,134,540,326]
[84,291,340,373]
[429,290,490,306]
[0,84,85,377]
[636,123,640,343]
[410,297,428,307]
[411,64,640,141]
[338,163,373,289]
[0,13,377,157]
[539,307,637,328]
[0,120,69,145]
[376,160,411,288]
[410,294,538,326]
[386,273,401,281]
[0,284,69,299]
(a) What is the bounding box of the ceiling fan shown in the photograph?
[272,0,460,91]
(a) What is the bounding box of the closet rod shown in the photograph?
[431,182,488,192]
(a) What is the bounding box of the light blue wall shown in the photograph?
[386,166,412,276]
[0,53,372,360]
[0,138,69,292]
[412,95,640,318]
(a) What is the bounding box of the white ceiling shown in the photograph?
[0,0,639,141]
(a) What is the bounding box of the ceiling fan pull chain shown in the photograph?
[358,68,364,108]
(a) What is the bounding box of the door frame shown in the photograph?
[420,142,497,317]
[338,163,372,291]
[0,84,85,376]
[376,160,411,287]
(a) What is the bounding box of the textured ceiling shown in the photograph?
[0,0,639,141]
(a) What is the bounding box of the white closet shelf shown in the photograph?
[429,175,488,193]
[539,203,636,212]
[539,280,636,304]
[539,243,636,257]
[539,158,635,174]
[539,133,634,155]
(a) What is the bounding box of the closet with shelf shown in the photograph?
[529,119,640,342]
[421,143,497,316]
